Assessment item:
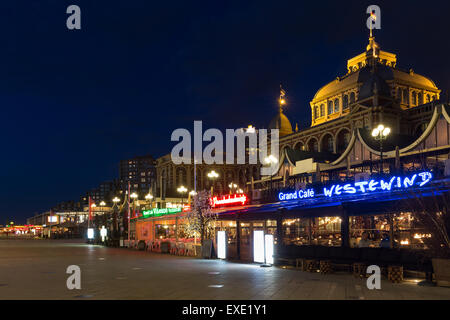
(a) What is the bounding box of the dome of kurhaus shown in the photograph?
[310,37,440,126]
[312,67,438,103]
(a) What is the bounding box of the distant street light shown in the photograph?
[207,170,219,195]
[177,186,187,206]
[372,124,391,174]
[228,182,238,194]
[112,197,120,239]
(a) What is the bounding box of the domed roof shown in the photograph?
[357,65,392,100]
[269,108,293,137]
[311,37,439,104]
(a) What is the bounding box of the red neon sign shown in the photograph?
[210,194,248,208]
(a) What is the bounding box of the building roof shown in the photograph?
[311,36,439,104]
[269,107,293,137]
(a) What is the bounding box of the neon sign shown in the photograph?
[278,189,315,201]
[323,171,432,197]
[141,207,182,218]
[210,194,248,208]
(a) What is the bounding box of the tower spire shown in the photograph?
[279,84,286,112]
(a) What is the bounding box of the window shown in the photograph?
[343,95,349,110]
[314,106,319,119]
[327,101,333,115]
[334,99,340,113]
[326,136,333,152]
[350,92,355,104]
[412,92,417,105]
[403,89,409,104]
[418,92,424,105]
[320,104,325,117]
[311,217,341,246]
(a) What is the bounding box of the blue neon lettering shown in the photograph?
[403,174,417,188]
[368,180,378,191]
[280,172,432,200]
[323,185,335,197]
[354,181,368,193]
[380,177,396,191]
[418,172,432,187]
[343,184,356,194]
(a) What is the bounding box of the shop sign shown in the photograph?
[278,171,433,202]
[323,171,432,197]
[278,189,314,201]
[210,194,248,208]
[141,207,182,218]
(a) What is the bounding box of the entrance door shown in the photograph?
[239,222,251,261]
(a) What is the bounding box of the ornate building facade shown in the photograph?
[263,34,447,187]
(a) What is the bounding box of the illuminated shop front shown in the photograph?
[215,170,448,261]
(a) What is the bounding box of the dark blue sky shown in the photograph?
[1,0,449,223]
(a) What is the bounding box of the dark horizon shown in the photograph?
[1,0,449,224]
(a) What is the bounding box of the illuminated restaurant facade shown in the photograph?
[212,33,450,261]
[131,32,450,263]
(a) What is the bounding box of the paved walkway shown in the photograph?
[0,240,449,300]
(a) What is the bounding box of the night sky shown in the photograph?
[1,0,449,224]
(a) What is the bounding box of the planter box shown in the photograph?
[432,258,450,287]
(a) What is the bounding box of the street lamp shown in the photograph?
[228,182,238,194]
[207,170,219,195]
[145,193,153,210]
[177,186,187,206]
[372,124,391,174]
[189,190,197,205]
[112,197,120,241]
[264,155,278,191]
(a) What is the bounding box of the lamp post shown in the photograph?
[264,155,278,192]
[228,182,238,194]
[177,186,187,207]
[145,193,153,210]
[112,197,120,242]
[372,124,391,174]
[207,170,219,195]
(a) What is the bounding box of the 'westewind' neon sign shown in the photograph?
[323,171,433,197]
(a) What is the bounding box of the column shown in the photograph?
[340,208,349,247]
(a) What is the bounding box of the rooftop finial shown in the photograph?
[279,84,286,112]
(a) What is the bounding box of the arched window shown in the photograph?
[343,95,349,110]
[426,94,431,103]
[350,92,356,104]
[418,92,424,105]
[294,142,304,151]
[397,88,402,102]
[314,106,319,119]
[337,129,351,153]
[320,104,325,117]
[403,89,409,105]
[321,134,334,153]
[412,92,417,105]
[334,99,340,113]
[327,101,333,115]
[307,139,318,152]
